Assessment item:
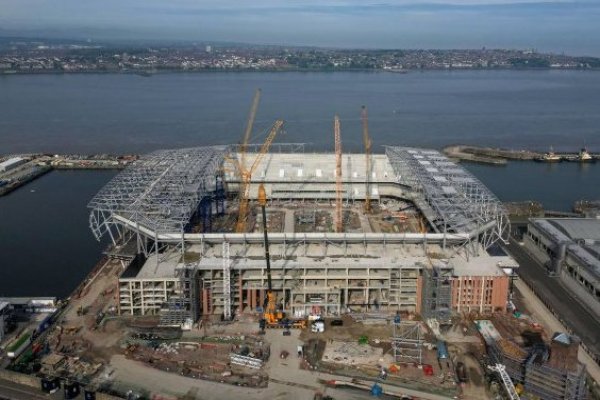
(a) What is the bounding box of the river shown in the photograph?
[1,70,600,296]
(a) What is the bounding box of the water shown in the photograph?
[466,161,600,211]
[1,70,599,154]
[1,70,600,296]
[0,170,116,297]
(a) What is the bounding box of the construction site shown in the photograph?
[2,90,596,400]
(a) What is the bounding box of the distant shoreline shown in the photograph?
[2,66,600,76]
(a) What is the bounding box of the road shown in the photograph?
[0,378,59,400]
[110,329,455,400]
[504,240,600,359]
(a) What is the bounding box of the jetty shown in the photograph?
[0,153,138,196]
[443,145,600,165]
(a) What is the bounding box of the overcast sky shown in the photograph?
[1,0,599,55]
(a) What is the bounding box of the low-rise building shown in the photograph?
[451,255,511,314]
[0,157,27,173]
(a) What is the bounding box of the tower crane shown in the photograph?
[235,120,284,233]
[334,115,343,233]
[361,106,372,213]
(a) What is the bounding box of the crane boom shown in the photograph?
[334,115,343,233]
[236,120,284,233]
[240,89,261,170]
[361,106,372,213]
[488,364,520,400]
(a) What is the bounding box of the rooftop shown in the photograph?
[451,253,512,277]
[122,252,182,280]
[0,157,25,169]
[531,218,600,278]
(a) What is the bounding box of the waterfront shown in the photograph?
[2,70,600,297]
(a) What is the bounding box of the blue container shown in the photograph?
[437,340,449,359]
[371,383,383,397]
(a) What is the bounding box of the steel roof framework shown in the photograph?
[88,146,228,253]
[385,146,509,254]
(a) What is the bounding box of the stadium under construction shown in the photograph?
[87,139,515,325]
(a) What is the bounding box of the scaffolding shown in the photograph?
[391,321,423,364]
[421,262,453,324]
[385,146,509,256]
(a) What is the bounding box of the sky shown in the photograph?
[1,0,599,55]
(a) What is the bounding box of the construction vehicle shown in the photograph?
[257,183,307,331]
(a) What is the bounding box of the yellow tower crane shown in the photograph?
[240,89,261,170]
[334,115,343,233]
[235,120,285,233]
[361,106,372,214]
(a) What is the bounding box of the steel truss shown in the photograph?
[88,145,229,255]
[385,146,509,255]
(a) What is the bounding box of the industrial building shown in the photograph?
[524,218,600,320]
[88,143,513,324]
[0,156,26,173]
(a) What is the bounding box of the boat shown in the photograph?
[535,147,562,162]
[577,147,594,162]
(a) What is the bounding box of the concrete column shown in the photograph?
[238,275,243,313]
[259,289,265,309]
[201,289,207,316]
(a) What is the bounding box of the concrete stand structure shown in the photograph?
[88,146,513,323]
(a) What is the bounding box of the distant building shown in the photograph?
[205,45,212,53]
[524,218,600,320]
[0,157,27,173]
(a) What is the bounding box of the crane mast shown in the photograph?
[334,115,343,233]
[258,184,272,292]
[258,183,283,328]
[361,106,372,213]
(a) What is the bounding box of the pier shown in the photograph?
[443,145,600,165]
[0,154,138,196]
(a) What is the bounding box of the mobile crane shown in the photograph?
[257,183,306,332]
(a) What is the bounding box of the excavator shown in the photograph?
[258,183,306,333]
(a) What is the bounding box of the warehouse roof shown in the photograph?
[531,218,600,278]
